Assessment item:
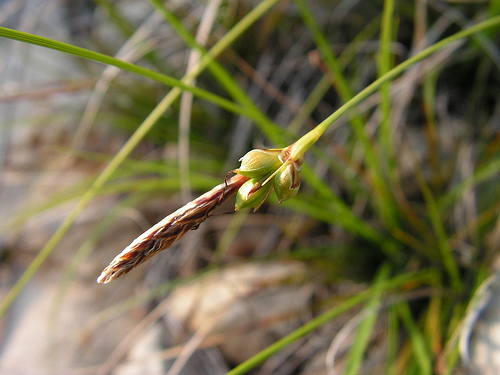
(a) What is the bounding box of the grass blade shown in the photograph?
[345,264,392,375]
[0,26,245,116]
[396,302,432,375]
[226,269,438,375]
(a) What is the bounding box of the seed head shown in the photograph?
[98,142,306,283]
[97,174,249,284]
[234,144,304,210]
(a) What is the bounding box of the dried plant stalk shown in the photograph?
[97,174,249,284]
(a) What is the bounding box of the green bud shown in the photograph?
[236,149,282,178]
[274,162,302,203]
[235,178,273,211]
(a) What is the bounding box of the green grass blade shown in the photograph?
[377,0,397,176]
[438,157,500,210]
[297,16,500,142]
[48,194,146,330]
[93,0,137,37]
[285,194,401,260]
[422,70,443,191]
[414,164,462,292]
[0,27,246,117]
[148,0,288,146]
[226,269,438,375]
[386,306,400,375]
[8,162,221,230]
[396,302,432,375]
[345,264,392,375]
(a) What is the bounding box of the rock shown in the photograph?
[165,261,315,364]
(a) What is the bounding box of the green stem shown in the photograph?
[295,15,500,153]
[289,128,321,160]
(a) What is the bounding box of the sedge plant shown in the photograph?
[0,1,499,374]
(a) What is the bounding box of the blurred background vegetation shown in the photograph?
[0,0,499,374]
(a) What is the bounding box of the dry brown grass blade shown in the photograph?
[97,174,249,284]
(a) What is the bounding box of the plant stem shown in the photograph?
[293,15,500,156]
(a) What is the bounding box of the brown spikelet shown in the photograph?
[97,174,249,284]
